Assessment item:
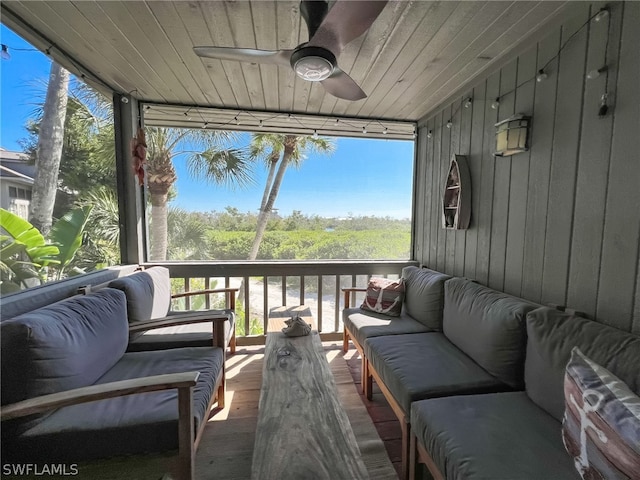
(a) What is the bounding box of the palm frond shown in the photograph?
[187,147,255,189]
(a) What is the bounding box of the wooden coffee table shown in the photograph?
[251,306,369,480]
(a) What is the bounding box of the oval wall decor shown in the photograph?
[442,154,471,230]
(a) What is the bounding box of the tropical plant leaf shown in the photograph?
[0,208,46,248]
[48,205,93,272]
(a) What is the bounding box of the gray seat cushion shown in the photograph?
[525,307,640,421]
[344,308,431,348]
[127,309,235,351]
[4,346,224,462]
[443,278,538,389]
[411,392,580,480]
[401,266,451,330]
[1,289,129,406]
[365,333,511,414]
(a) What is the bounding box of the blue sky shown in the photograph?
[1,24,414,219]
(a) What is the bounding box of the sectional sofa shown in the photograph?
[343,266,640,480]
[1,286,228,480]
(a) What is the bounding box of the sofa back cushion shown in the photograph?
[401,266,451,330]
[525,307,640,422]
[1,288,129,405]
[109,267,171,322]
[443,278,537,389]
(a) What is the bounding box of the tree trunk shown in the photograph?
[149,190,169,261]
[260,152,280,212]
[248,138,296,260]
[29,62,70,235]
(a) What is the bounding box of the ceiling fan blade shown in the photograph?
[300,1,329,39]
[194,46,293,67]
[321,67,366,101]
[307,0,388,55]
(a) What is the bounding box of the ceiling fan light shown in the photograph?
[294,56,333,81]
[290,46,336,82]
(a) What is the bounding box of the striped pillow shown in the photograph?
[562,347,640,480]
[360,277,404,317]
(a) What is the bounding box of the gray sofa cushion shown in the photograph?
[525,307,640,422]
[365,333,510,413]
[411,392,580,480]
[442,278,537,389]
[127,309,235,351]
[109,267,171,323]
[4,346,224,462]
[1,289,128,406]
[343,308,431,348]
[400,266,451,330]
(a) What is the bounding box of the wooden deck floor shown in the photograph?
[343,349,403,479]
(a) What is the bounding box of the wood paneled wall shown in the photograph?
[414,2,640,333]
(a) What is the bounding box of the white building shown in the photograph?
[0,148,35,220]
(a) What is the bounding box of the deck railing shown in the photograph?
[147,260,417,342]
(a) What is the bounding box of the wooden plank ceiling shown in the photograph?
[2,1,570,123]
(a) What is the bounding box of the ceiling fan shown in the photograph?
[194,0,388,101]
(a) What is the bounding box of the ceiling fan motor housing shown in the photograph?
[290,46,336,81]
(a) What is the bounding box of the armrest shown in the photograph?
[172,288,239,311]
[342,288,367,309]
[1,371,199,421]
[128,312,230,333]
[129,312,231,347]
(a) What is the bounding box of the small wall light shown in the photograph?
[427,130,433,139]
[446,120,453,129]
[464,97,473,108]
[586,66,607,80]
[494,114,530,157]
[593,8,609,22]
[536,69,548,82]
[491,97,500,110]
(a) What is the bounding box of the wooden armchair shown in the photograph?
[0,289,228,480]
[108,267,239,354]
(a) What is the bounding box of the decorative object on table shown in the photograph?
[442,154,471,229]
[282,315,312,337]
[493,114,530,157]
[360,277,405,316]
[562,347,640,480]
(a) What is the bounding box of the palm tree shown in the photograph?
[29,62,70,235]
[145,128,252,261]
[247,134,335,260]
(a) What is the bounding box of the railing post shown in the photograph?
[317,275,323,332]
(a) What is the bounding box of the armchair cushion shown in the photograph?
[411,392,580,480]
[525,308,640,422]
[1,289,129,406]
[343,309,431,348]
[365,332,510,413]
[443,278,537,389]
[400,266,451,330]
[109,267,171,323]
[4,346,224,462]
